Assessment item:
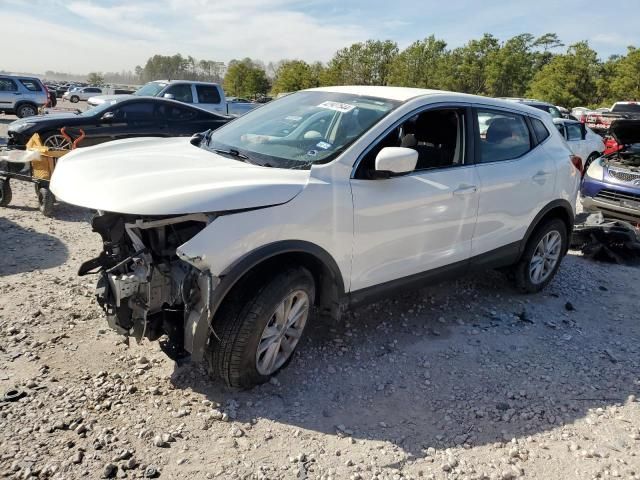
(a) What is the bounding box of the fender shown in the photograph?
[520,199,575,256]
[189,240,345,361]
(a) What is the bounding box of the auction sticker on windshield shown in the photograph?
[318,101,355,113]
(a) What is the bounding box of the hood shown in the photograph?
[50,137,310,215]
[610,119,640,145]
[9,112,79,129]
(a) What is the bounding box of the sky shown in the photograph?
[1,0,639,75]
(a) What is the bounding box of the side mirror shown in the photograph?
[374,147,418,177]
[100,111,114,123]
[163,93,175,100]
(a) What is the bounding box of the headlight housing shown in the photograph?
[585,158,604,181]
[9,122,35,133]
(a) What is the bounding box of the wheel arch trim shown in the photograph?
[189,240,345,361]
[520,199,574,257]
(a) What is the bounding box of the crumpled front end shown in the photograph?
[81,212,216,359]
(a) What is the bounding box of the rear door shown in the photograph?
[0,77,19,111]
[471,108,556,257]
[194,84,225,114]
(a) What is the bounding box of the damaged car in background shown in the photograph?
[581,119,640,222]
[51,87,580,388]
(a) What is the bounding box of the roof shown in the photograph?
[309,86,442,102]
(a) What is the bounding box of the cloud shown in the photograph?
[1,0,638,74]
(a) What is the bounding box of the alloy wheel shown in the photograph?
[529,230,561,284]
[256,290,310,376]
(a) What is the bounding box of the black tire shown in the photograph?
[16,103,38,118]
[582,152,600,177]
[38,187,55,217]
[207,267,315,389]
[0,179,12,207]
[70,95,79,103]
[512,218,568,293]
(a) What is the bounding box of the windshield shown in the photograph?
[135,82,167,97]
[80,100,119,116]
[205,91,400,168]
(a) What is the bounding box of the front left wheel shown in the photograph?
[207,267,315,389]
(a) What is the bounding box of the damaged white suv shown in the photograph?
[51,86,581,388]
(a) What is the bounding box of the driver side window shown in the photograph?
[357,107,467,178]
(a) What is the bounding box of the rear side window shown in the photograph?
[196,85,221,104]
[0,78,18,92]
[530,117,550,143]
[113,102,155,122]
[86,87,101,93]
[566,123,582,141]
[476,109,532,163]
[19,79,42,92]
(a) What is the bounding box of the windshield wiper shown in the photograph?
[211,148,262,166]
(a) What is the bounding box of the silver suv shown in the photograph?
[0,75,48,118]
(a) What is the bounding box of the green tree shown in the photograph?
[527,41,600,107]
[388,35,448,88]
[322,40,398,85]
[443,34,500,94]
[86,72,105,85]
[485,34,536,97]
[609,47,640,101]
[272,60,320,94]
[224,58,270,98]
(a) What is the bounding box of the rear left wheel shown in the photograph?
[16,103,37,118]
[512,218,567,293]
[207,267,315,389]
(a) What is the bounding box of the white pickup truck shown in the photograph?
[87,80,258,116]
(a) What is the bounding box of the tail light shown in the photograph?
[570,155,583,174]
[43,84,50,107]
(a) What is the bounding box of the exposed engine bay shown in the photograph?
[79,212,213,359]
[605,148,640,171]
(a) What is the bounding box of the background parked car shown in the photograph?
[87,80,258,116]
[553,118,604,173]
[7,97,230,149]
[500,97,563,118]
[0,74,48,118]
[581,119,640,222]
[63,86,103,103]
[585,102,640,134]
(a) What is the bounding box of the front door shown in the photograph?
[349,106,479,292]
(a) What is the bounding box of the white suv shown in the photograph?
[51,86,581,388]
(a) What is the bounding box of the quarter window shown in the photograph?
[0,79,18,92]
[530,118,550,143]
[476,110,531,163]
[19,79,42,91]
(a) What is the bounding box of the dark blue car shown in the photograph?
[581,119,640,222]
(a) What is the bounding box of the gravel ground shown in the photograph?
[1,125,640,479]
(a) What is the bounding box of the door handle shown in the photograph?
[13,92,22,95]
[453,185,477,196]
[532,171,551,182]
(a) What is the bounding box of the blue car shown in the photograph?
[581,119,640,223]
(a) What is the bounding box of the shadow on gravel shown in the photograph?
[0,217,69,275]
[171,258,640,460]
[2,200,92,223]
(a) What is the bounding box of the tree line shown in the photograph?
[81,33,639,108]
